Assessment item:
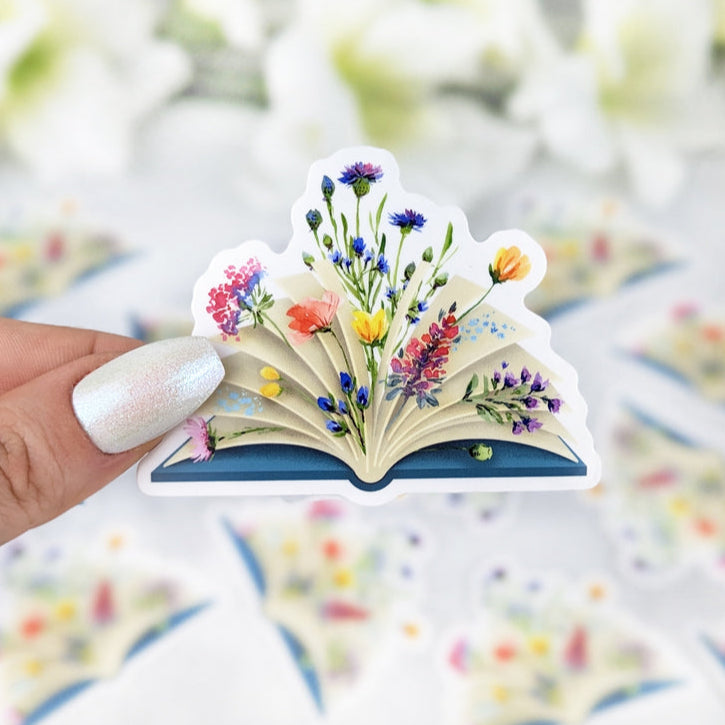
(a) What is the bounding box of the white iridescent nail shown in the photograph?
[72,337,224,454]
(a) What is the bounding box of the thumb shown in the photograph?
[0,337,223,543]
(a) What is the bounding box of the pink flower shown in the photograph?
[205,258,265,339]
[184,417,215,462]
[286,290,340,344]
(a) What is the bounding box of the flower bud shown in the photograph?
[306,209,322,231]
[422,246,433,263]
[469,443,493,461]
[321,175,335,200]
[404,262,416,281]
[322,234,334,250]
[433,272,449,289]
[302,251,315,269]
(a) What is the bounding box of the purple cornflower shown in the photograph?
[338,162,383,198]
[389,209,427,233]
[493,370,502,385]
[520,366,531,383]
[523,396,539,409]
[338,162,383,185]
[504,372,518,388]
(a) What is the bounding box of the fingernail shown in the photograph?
[72,337,224,454]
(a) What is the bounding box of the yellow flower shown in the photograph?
[281,539,299,556]
[259,382,282,398]
[528,635,550,656]
[55,599,77,622]
[489,246,531,284]
[23,659,44,677]
[352,309,388,344]
[491,685,509,703]
[668,497,690,517]
[260,366,281,381]
[332,568,354,588]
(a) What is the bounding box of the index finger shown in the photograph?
[0,318,140,394]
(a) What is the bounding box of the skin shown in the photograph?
[0,318,156,544]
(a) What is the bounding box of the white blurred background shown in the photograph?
[1,1,725,723]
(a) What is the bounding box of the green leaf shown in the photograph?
[464,374,478,400]
[375,193,388,230]
[341,213,349,244]
[442,222,454,256]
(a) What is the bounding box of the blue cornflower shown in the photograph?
[306,209,322,231]
[343,257,353,271]
[389,209,427,232]
[317,396,335,412]
[356,386,370,409]
[326,420,344,434]
[501,361,509,369]
[352,237,366,256]
[363,249,374,265]
[376,255,390,274]
[321,175,335,200]
[386,287,398,300]
[338,400,349,415]
[339,372,354,393]
[329,250,342,265]
[417,300,428,313]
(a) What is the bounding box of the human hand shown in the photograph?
[0,319,223,544]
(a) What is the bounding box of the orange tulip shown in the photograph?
[489,246,531,284]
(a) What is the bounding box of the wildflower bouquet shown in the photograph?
[139,148,598,501]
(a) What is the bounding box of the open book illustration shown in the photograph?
[139,147,599,502]
[219,501,425,713]
[442,563,684,725]
[0,531,209,724]
[509,195,680,318]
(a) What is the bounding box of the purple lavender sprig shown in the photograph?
[462,362,563,435]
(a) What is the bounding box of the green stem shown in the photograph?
[262,312,294,349]
[456,282,497,325]
[329,329,353,376]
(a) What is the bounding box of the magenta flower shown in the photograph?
[183,417,216,462]
[206,258,265,339]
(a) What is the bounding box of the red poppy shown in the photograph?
[286,290,340,343]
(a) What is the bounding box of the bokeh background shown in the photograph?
[1,0,725,723]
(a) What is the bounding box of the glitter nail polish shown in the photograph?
[72,337,224,454]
